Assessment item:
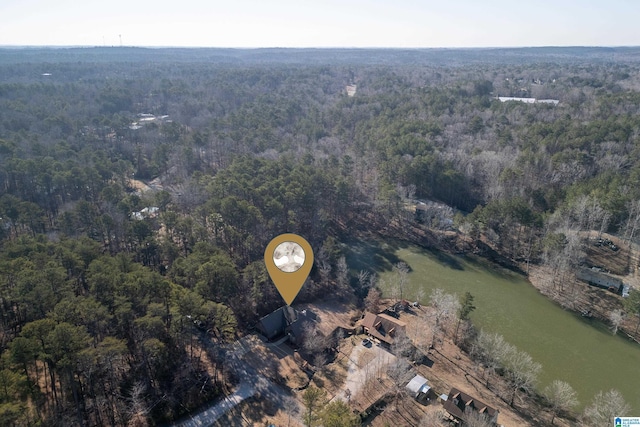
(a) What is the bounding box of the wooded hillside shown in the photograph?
[1,47,640,425]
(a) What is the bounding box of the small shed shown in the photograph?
[406,375,432,404]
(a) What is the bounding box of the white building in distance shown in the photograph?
[497,97,559,105]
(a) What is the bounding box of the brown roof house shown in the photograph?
[361,312,407,346]
[442,387,498,425]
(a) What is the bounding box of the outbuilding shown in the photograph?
[405,375,432,404]
[577,268,624,294]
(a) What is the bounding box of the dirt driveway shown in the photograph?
[175,380,257,427]
[333,340,396,403]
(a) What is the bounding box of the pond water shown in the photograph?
[348,240,640,412]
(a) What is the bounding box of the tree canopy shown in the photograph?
[1,47,640,424]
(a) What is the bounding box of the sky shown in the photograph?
[0,0,639,48]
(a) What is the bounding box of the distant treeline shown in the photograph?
[2,45,640,66]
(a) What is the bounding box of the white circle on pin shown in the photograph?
[273,241,306,272]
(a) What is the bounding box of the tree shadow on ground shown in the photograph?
[243,348,280,381]
[347,236,466,274]
[416,354,434,368]
[344,237,404,274]
[213,394,282,427]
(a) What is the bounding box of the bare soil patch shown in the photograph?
[309,343,351,398]
[582,232,632,276]
[297,299,360,336]
[368,395,433,427]
[335,338,397,412]
[241,338,310,390]
[357,346,377,366]
[185,340,228,391]
[128,178,151,193]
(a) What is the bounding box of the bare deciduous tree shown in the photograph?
[609,309,625,335]
[387,357,413,387]
[316,246,331,287]
[301,322,325,355]
[364,287,381,314]
[472,330,509,387]
[464,406,495,427]
[357,270,370,293]
[393,262,410,301]
[336,256,350,295]
[367,273,378,290]
[543,228,584,299]
[571,195,596,231]
[389,279,401,303]
[624,289,640,333]
[429,288,460,348]
[127,381,150,426]
[313,352,328,368]
[391,329,414,360]
[414,288,426,306]
[501,345,541,407]
[623,200,640,244]
[543,380,579,424]
[420,408,448,426]
[582,389,630,427]
[598,211,611,240]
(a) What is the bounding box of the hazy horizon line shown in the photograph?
[1,44,640,50]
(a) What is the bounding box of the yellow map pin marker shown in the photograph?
[264,233,314,306]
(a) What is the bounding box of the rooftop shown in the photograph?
[406,374,429,395]
[442,387,498,423]
[361,312,407,345]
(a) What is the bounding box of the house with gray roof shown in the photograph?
[577,268,624,294]
[256,306,318,344]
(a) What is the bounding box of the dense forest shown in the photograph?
[2,47,640,425]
